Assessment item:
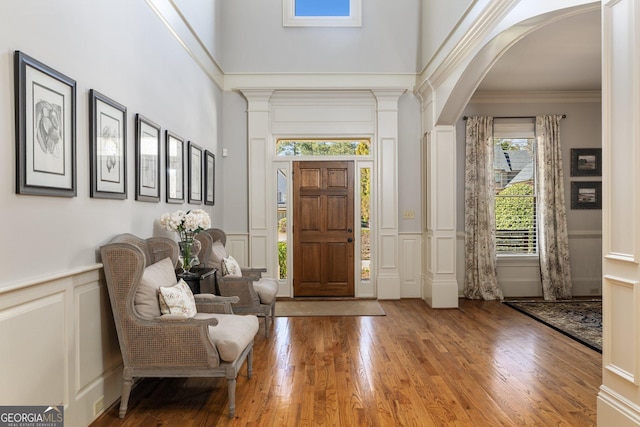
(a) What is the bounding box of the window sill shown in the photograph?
[497,254,539,267]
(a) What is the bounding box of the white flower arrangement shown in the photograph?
[160,209,211,273]
[160,209,211,240]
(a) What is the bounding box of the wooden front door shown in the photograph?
[293,161,355,297]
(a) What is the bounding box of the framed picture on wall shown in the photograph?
[165,130,185,203]
[135,114,161,202]
[571,181,602,209]
[89,89,127,199]
[204,150,215,206]
[188,141,203,204]
[570,148,602,177]
[14,50,77,197]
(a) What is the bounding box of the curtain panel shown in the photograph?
[536,115,572,300]
[464,116,503,300]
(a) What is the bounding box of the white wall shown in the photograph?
[457,93,602,296]
[173,0,224,64]
[221,0,420,73]
[0,0,223,288]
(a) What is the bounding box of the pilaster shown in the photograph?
[372,90,405,299]
[240,90,274,274]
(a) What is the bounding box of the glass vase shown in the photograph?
[178,238,201,274]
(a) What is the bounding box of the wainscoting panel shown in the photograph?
[226,233,249,269]
[249,234,269,270]
[379,235,398,270]
[603,275,638,384]
[435,236,455,274]
[0,291,66,406]
[249,137,268,231]
[400,234,421,298]
[0,266,121,427]
[380,138,398,230]
[271,104,375,135]
[269,91,376,136]
[75,277,121,395]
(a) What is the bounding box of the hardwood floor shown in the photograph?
[90,299,601,426]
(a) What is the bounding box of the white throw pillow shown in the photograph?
[135,257,177,319]
[221,255,242,277]
[158,279,197,318]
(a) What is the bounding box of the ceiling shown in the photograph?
[476,9,601,92]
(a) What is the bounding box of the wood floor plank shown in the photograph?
[91,299,601,427]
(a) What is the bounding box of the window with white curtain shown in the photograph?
[493,119,537,255]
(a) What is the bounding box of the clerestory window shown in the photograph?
[276,139,370,156]
[283,0,362,27]
[493,119,537,256]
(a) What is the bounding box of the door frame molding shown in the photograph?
[242,89,404,300]
[275,157,375,298]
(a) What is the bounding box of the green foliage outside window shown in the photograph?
[278,241,287,279]
[495,182,536,253]
[495,183,534,229]
[276,139,370,156]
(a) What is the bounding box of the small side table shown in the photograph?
[176,267,217,294]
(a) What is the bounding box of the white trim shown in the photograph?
[470,90,602,103]
[282,0,361,27]
[144,0,224,89]
[225,73,415,92]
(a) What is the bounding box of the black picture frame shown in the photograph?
[570,148,602,177]
[188,141,203,204]
[204,150,215,206]
[165,130,185,203]
[135,114,161,202]
[571,181,602,210]
[14,50,77,197]
[89,90,127,199]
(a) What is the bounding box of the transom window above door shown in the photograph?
[276,139,370,156]
[283,0,361,27]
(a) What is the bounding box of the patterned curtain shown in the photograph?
[536,115,572,300]
[464,116,503,300]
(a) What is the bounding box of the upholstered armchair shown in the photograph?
[100,233,259,419]
[195,229,278,338]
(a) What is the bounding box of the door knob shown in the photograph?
[348,238,353,243]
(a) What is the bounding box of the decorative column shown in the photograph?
[373,90,405,299]
[598,1,640,425]
[240,90,274,274]
[422,125,459,308]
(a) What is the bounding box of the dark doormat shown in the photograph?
[503,299,602,353]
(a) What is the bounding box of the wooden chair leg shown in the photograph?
[227,378,236,419]
[264,312,271,338]
[119,376,133,418]
[247,347,253,379]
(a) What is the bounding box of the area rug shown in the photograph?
[275,300,385,317]
[503,299,602,353]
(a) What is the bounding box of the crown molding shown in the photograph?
[224,73,416,92]
[470,90,601,103]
